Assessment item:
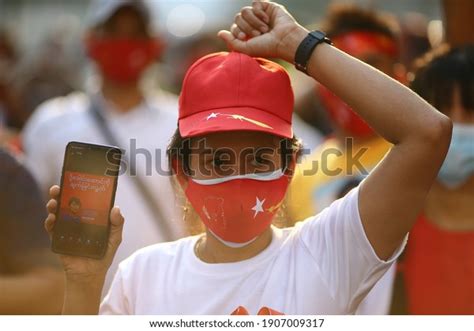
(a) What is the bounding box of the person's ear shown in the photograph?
[285,152,297,179]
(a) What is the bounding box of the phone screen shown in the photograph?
[52,141,121,259]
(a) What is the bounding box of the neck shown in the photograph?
[432,176,474,199]
[101,79,143,113]
[425,176,474,230]
[196,227,273,263]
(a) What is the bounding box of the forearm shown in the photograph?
[279,25,452,260]
[0,268,64,314]
[223,0,453,262]
[62,275,105,315]
[280,26,449,145]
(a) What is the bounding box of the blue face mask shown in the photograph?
[438,124,474,189]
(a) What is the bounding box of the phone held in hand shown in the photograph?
[51,141,122,259]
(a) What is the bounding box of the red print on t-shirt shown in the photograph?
[231,306,284,315]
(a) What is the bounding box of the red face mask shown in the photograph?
[86,37,162,83]
[184,169,291,246]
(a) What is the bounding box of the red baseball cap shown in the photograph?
[178,52,294,138]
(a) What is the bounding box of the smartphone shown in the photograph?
[51,141,122,259]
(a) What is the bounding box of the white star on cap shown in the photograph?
[206,112,219,120]
[251,197,266,218]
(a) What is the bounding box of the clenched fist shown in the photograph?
[218,1,308,63]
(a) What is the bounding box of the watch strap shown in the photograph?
[294,30,332,74]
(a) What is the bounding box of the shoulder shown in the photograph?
[0,149,47,248]
[0,149,43,198]
[22,92,92,150]
[22,92,95,155]
[0,149,21,174]
[27,92,89,128]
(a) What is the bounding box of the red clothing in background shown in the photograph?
[404,215,474,314]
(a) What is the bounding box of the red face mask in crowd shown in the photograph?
[184,169,291,246]
[85,37,163,83]
[318,31,400,138]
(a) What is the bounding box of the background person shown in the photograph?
[0,149,64,314]
[22,0,184,294]
[0,28,27,131]
[393,45,474,314]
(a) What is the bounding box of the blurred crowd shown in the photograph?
[0,0,472,315]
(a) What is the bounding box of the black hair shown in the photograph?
[320,4,399,41]
[410,44,474,114]
[166,128,303,177]
[92,4,151,37]
[68,197,81,206]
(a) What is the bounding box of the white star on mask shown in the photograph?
[252,197,266,218]
[206,112,219,120]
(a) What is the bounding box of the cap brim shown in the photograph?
[179,107,293,138]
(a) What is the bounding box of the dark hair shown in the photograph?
[410,44,474,114]
[69,197,81,206]
[91,4,151,37]
[320,4,399,41]
[166,128,303,176]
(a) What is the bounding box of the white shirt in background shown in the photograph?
[22,91,185,295]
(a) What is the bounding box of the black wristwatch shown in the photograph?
[294,30,332,74]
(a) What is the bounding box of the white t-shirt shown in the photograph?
[100,186,406,315]
[355,262,396,314]
[22,91,185,294]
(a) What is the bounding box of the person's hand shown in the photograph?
[217,0,308,63]
[44,185,124,283]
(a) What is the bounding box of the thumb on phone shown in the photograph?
[105,206,124,259]
[100,206,125,269]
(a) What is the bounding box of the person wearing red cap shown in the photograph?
[44,1,451,315]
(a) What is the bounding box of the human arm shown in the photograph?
[218,1,452,260]
[44,186,125,314]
